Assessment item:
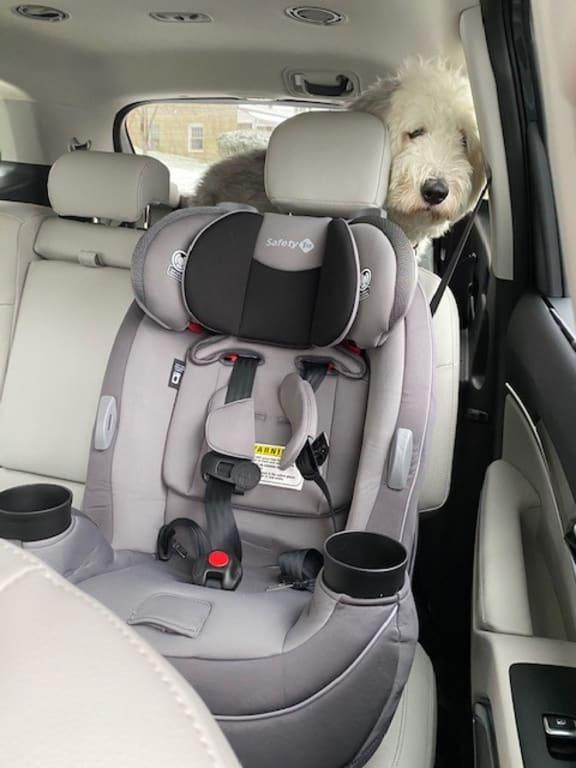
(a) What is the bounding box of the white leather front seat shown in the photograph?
[0,540,241,768]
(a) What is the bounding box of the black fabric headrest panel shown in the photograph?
[184,212,260,336]
[311,218,358,347]
[183,211,358,348]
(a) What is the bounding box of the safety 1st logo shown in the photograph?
[265,237,315,253]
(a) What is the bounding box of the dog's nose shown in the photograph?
[421,178,449,206]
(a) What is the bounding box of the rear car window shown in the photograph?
[125,102,329,198]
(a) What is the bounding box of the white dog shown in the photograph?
[192,59,485,246]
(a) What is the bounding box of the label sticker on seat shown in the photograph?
[254,444,304,491]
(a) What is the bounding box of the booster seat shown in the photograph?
[0,112,435,768]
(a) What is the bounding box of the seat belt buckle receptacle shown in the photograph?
[191,549,242,590]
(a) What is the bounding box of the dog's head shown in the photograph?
[351,58,486,243]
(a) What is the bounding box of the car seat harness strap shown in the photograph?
[299,359,329,392]
[277,547,324,591]
[198,354,262,587]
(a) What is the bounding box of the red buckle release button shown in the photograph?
[208,550,230,568]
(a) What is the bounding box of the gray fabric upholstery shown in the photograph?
[162,338,367,548]
[346,217,419,348]
[3,537,436,768]
[82,302,145,541]
[75,203,433,766]
[206,393,256,459]
[132,208,215,331]
[0,117,443,768]
[279,373,318,468]
[368,283,435,549]
[133,207,416,352]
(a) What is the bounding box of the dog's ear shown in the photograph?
[348,75,400,122]
[465,128,487,213]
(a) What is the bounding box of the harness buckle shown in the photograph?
[191,549,242,591]
[201,451,261,494]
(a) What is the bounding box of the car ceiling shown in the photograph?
[0,0,477,106]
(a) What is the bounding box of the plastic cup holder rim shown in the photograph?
[324,531,408,575]
[0,484,72,515]
[0,483,73,541]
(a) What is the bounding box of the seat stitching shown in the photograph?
[217,604,399,720]
[135,162,148,221]
[0,210,46,225]
[391,687,409,768]
[0,542,221,766]
[0,563,43,594]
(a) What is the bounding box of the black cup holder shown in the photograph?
[0,484,72,542]
[323,531,408,599]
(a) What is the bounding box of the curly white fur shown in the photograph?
[192,59,485,245]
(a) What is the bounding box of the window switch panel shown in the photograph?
[544,715,576,739]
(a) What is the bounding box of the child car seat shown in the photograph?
[0,112,435,768]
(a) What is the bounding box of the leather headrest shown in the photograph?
[265,111,390,217]
[48,151,170,223]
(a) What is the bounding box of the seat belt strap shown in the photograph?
[278,547,324,590]
[225,355,259,402]
[301,360,329,392]
[202,355,260,561]
[204,476,243,559]
[430,178,490,316]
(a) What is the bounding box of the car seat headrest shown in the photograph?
[132,208,417,350]
[48,150,170,223]
[265,111,390,217]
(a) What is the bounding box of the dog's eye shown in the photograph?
[407,128,426,140]
[460,131,468,151]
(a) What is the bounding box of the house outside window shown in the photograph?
[188,124,204,152]
[126,102,334,197]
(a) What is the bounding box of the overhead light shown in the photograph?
[11,4,69,21]
[285,6,346,26]
[149,11,212,23]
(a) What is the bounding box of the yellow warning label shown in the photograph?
[254,444,284,458]
[253,443,304,491]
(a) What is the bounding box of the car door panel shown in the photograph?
[473,294,576,767]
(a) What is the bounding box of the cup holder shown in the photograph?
[0,484,72,542]
[323,531,408,599]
